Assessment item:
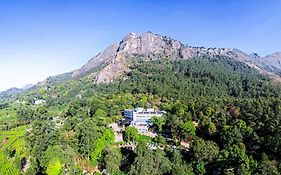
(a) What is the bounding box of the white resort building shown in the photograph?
[123,108,166,133]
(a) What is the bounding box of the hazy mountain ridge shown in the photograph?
[0,84,35,99]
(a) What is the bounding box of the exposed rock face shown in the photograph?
[117,32,184,59]
[95,54,129,83]
[72,32,189,82]
[71,32,281,83]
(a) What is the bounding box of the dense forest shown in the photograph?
[1,56,281,175]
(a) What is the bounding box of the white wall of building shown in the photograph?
[123,108,165,133]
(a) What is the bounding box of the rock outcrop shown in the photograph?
[71,32,281,83]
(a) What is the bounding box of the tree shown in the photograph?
[41,145,65,169]
[219,144,257,174]
[124,127,139,143]
[153,135,166,145]
[189,137,219,163]
[91,129,114,166]
[168,149,194,175]
[151,116,165,132]
[179,121,196,140]
[220,125,243,147]
[195,161,206,175]
[17,105,35,124]
[128,144,171,175]
[26,119,58,161]
[102,147,122,174]
[75,119,101,159]
[255,153,279,175]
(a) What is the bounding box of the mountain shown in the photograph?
[252,52,281,76]
[2,32,281,175]
[0,87,22,99]
[70,32,281,84]
[0,84,35,99]
[3,32,281,97]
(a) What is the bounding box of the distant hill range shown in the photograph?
[2,32,281,99]
[0,84,34,99]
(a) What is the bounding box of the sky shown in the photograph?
[0,0,281,91]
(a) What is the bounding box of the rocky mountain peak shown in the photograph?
[117,32,184,59]
[70,32,281,84]
[72,32,186,80]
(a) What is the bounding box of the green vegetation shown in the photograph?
[151,116,165,132]
[0,125,27,175]
[90,129,114,166]
[1,56,281,174]
[128,143,172,175]
[137,135,152,142]
[124,127,139,143]
[101,147,122,174]
[46,158,62,175]
[0,107,17,122]
[0,106,18,130]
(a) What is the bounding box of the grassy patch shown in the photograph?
[137,135,152,142]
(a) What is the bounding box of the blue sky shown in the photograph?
[0,0,281,91]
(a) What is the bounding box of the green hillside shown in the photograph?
[1,56,281,174]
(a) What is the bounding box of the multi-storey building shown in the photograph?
[123,108,165,133]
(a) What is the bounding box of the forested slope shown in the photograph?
[1,56,281,174]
